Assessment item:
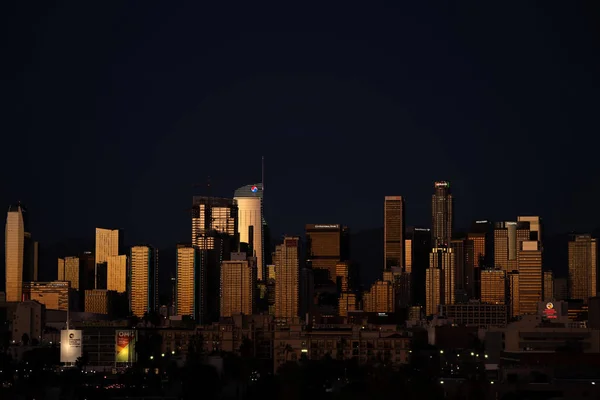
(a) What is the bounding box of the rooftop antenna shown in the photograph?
[261,156,265,195]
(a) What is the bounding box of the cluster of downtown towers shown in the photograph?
[4,181,598,322]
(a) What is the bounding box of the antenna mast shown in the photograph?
[262,156,265,194]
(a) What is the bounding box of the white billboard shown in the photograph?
[60,329,82,363]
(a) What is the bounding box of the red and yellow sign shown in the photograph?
[115,330,137,363]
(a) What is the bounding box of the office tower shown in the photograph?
[450,239,466,302]
[508,272,520,318]
[300,266,314,319]
[425,267,442,316]
[80,251,95,293]
[480,269,506,304]
[384,196,405,270]
[431,181,453,247]
[430,247,456,305]
[220,252,256,317]
[468,220,494,299]
[363,280,395,313]
[405,238,412,273]
[274,237,300,319]
[107,255,127,293]
[543,271,554,301]
[463,238,476,299]
[23,281,70,311]
[383,268,411,308]
[95,228,126,292]
[5,204,26,302]
[406,227,431,306]
[23,232,38,282]
[305,224,349,283]
[234,184,265,280]
[129,246,159,318]
[335,262,350,292]
[518,216,542,244]
[568,234,597,302]
[517,240,542,314]
[494,221,530,272]
[57,256,81,289]
[554,277,568,300]
[176,244,204,321]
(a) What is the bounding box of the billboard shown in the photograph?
[115,330,137,363]
[60,329,82,363]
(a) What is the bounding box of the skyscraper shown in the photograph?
[220,252,256,317]
[5,204,26,302]
[517,240,542,315]
[129,246,159,317]
[305,224,349,283]
[406,227,431,306]
[384,196,405,270]
[58,256,81,289]
[568,234,597,302]
[494,221,530,272]
[274,236,300,319]
[431,181,453,248]
[518,216,542,244]
[95,228,126,293]
[425,247,456,315]
[480,269,506,304]
[234,184,265,280]
[192,196,238,322]
[543,270,554,301]
[176,244,202,320]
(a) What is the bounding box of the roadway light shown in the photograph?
[150,356,154,360]
[161,353,165,357]
[171,351,175,355]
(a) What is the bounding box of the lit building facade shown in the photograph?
[95,228,126,293]
[480,269,506,305]
[274,237,300,319]
[192,196,238,250]
[129,246,159,317]
[517,240,542,315]
[220,253,256,317]
[543,270,554,301]
[5,204,26,302]
[305,224,349,282]
[384,196,405,270]
[234,184,265,281]
[58,256,81,290]
[23,281,70,311]
[568,234,597,303]
[431,181,453,248]
[363,280,395,313]
[508,272,520,318]
[494,221,530,272]
[425,267,442,316]
[430,247,456,305]
[84,289,115,314]
[176,244,202,320]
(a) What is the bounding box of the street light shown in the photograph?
[171,351,175,355]
[150,356,154,360]
[161,353,165,357]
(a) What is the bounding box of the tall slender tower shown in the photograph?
[384,196,405,270]
[129,245,159,317]
[95,228,126,292]
[220,252,256,317]
[234,184,265,280]
[274,237,300,319]
[431,182,453,248]
[5,204,26,302]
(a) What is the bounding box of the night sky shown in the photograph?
[2,3,600,280]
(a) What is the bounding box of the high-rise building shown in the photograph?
[494,221,530,272]
[58,256,81,290]
[339,292,357,317]
[508,272,520,318]
[425,267,442,316]
[176,244,203,321]
[431,247,456,305]
[363,280,395,313]
[95,228,126,293]
[480,269,506,305]
[517,240,542,315]
[554,277,568,301]
[85,289,117,314]
[234,184,265,280]
[305,224,349,283]
[220,252,256,317]
[518,216,542,244]
[192,196,238,322]
[274,237,300,319]
[568,234,597,302]
[384,196,405,270]
[5,204,26,302]
[450,239,466,302]
[431,181,453,248]
[406,227,431,306]
[543,271,554,301]
[467,220,494,299]
[129,246,159,318]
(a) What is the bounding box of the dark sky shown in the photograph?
[2,2,600,255]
